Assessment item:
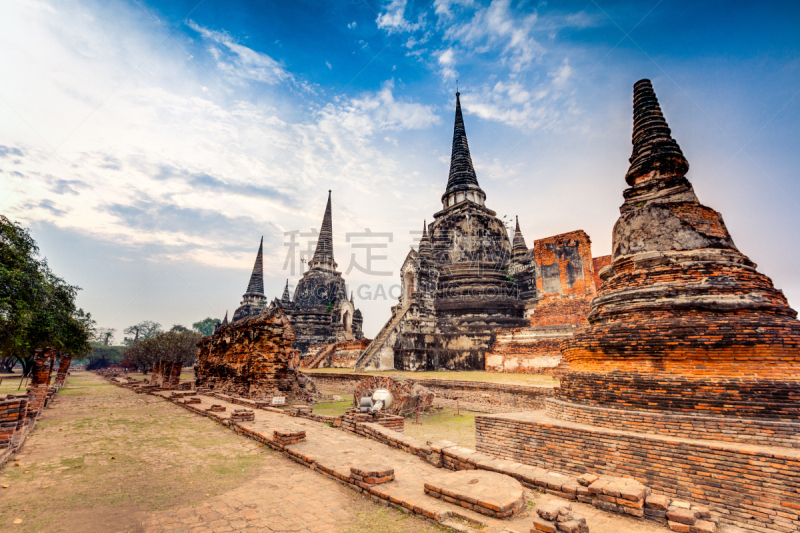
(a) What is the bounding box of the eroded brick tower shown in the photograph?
[560,79,800,416]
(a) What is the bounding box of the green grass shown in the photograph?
[403,407,482,449]
[313,400,353,417]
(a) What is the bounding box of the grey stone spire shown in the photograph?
[222,311,228,326]
[625,79,689,186]
[281,279,291,302]
[442,92,485,205]
[350,291,354,303]
[309,191,337,270]
[512,216,527,260]
[419,220,432,256]
[244,237,265,297]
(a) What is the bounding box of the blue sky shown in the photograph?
[1,0,799,338]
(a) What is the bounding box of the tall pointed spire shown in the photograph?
[419,220,432,256]
[350,291,354,303]
[222,311,228,326]
[442,92,485,206]
[244,237,265,296]
[281,279,291,302]
[309,191,337,270]
[625,79,689,186]
[512,216,527,260]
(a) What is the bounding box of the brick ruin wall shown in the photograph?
[195,307,316,401]
[307,371,553,413]
[2,348,63,467]
[475,412,800,533]
[486,229,610,374]
[545,398,800,448]
[302,338,370,370]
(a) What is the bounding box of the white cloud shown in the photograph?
[347,21,357,29]
[433,0,474,20]
[444,0,541,74]
[320,80,440,137]
[0,0,439,276]
[326,61,332,69]
[437,48,457,80]
[186,20,293,87]
[376,0,425,34]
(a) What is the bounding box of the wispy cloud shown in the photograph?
[186,20,294,87]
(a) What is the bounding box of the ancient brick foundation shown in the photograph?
[195,307,317,401]
[475,411,800,533]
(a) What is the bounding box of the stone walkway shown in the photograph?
[149,390,666,533]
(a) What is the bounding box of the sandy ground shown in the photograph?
[0,371,445,533]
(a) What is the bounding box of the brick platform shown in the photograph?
[545,398,800,448]
[423,470,525,518]
[476,410,800,533]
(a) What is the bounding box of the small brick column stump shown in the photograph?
[273,430,306,445]
[231,409,255,422]
[349,465,395,488]
[533,501,589,533]
[183,397,201,405]
[206,405,226,412]
[424,470,525,519]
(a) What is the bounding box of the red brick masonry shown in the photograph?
[475,410,800,533]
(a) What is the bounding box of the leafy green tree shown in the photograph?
[0,216,95,375]
[123,321,162,345]
[191,317,219,336]
[169,324,189,333]
[122,330,202,372]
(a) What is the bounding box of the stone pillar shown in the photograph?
[169,362,182,386]
[26,348,55,419]
[54,355,72,389]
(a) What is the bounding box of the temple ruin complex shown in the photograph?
[228,192,365,357]
[356,94,609,372]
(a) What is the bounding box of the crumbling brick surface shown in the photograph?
[195,307,317,401]
[486,231,605,374]
[475,412,791,533]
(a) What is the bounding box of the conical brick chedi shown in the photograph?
[625,79,689,185]
[560,80,800,420]
[443,92,484,202]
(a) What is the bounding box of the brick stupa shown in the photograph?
[560,79,800,419]
[475,80,800,533]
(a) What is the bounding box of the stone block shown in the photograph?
[556,519,589,533]
[645,494,670,511]
[666,508,697,526]
[532,517,557,533]
[537,501,570,521]
[668,522,691,533]
[689,521,715,533]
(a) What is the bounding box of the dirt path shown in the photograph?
[0,371,444,533]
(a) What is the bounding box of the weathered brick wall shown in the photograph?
[591,255,611,292]
[545,398,800,448]
[486,231,605,374]
[195,307,311,400]
[475,413,800,533]
[557,371,800,419]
